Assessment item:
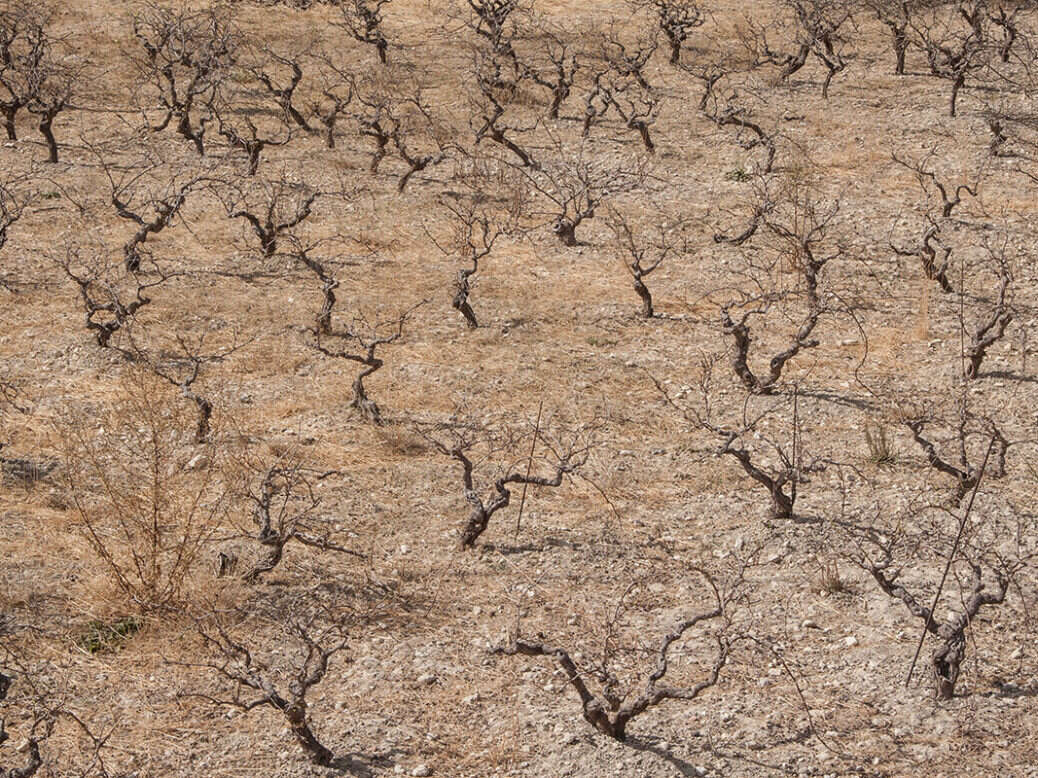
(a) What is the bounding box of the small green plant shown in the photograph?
[864,423,897,467]
[814,560,853,595]
[40,190,61,200]
[77,616,142,654]
[724,168,750,182]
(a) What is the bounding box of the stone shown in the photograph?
[186,454,209,471]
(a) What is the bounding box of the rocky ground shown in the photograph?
[2,0,1038,776]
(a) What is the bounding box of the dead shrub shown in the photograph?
[375,426,429,456]
[60,368,231,612]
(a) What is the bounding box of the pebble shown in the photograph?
[412,766,432,777]
[417,673,437,685]
[841,636,859,647]
[185,453,209,471]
